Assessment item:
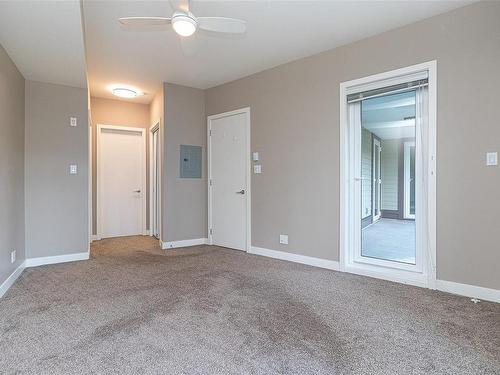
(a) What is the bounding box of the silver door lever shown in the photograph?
[133,189,141,193]
[236,190,245,194]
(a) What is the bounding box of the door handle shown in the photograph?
[236,190,245,194]
[133,189,141,193]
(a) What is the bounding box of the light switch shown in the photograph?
[486,152,497,166]
[252,152,259,162]
[279,234,288,245]
[69,164,78,174]
[253,165,262,174]
[70,117,77,127]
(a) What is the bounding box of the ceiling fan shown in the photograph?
[118,0,246,37]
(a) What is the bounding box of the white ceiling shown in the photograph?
[0,1,472,103]
[0,0,87,88]
[83,0,471,104]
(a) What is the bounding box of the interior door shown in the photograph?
[152,127,160,239]
[372,138,382,222]
[99,126,144,238]
[209,111,248,251]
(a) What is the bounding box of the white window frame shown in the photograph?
[339,61,437,289]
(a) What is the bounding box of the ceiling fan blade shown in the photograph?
[197,17,246,34]
[119,17,171,27]
[169,0,190,13]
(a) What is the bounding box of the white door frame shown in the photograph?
[372,137,382,222]
[404,141,416,220]
[149,121,161,242]
[339,61,437,289]
[207,107,251,252]
[97,124,147,239]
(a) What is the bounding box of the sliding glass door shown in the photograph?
[341,63,436,287]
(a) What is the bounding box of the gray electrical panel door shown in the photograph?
[180,145,202,178]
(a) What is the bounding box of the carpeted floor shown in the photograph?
[0,236,499,374]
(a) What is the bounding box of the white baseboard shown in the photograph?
[161,238,208,249]
[25,252,90,267]
[143,229,150,236]
[0,261,26,298]
[249,246,340,271]
[436,279,500,303]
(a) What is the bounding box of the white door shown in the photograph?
[151,126,160,239]
[209,109,250,251]
[372,138,382,222]
[98,125,145,238]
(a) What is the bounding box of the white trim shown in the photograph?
[149,121,162,242]
[207,107,251,252]
[97,124,147,239]
[249,246,340,271]
[436,280,500,304]
[90,234,101,242]
[340,61,437,288]
[24,252,89,267]
[161,238,208,249]
[88,124,92,246]
[0,261,26,298]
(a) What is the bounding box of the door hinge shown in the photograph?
[209,179,212,186]
[209,228,213,235]
[209,129,212,136]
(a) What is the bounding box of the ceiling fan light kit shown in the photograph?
[171,12,197,37]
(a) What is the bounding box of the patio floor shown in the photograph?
[362,218,415,264]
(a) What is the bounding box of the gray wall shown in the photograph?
[205,2,500,290]
[25,81,88,258]
[0,44,25,286]
[163,83,207,242]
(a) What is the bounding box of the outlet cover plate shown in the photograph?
[279,234,288,245]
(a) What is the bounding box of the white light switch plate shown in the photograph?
[253,165,262,174]
[252,152,259,162]
[69,164,78,174]
[279,234,288,245]
[70,117,77,127]
[486,152,498,166]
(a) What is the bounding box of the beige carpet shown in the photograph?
[0,236,499,374]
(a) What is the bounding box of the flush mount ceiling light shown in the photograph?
[171,12,197,37]
[112,87,138,98]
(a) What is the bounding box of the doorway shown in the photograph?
[207,108,251,251]
[97,125,146,238]
[340,62,436,288]
[150,123,161,240]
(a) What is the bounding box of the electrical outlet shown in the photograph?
[69,164,78,174]
[10,250,16,264]
[70,117,77,127]
[279,234,288,245]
